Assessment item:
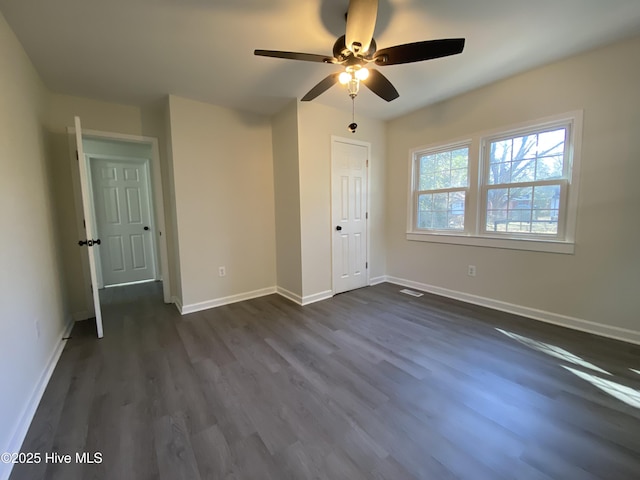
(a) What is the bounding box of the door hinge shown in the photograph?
[83,219,86,228]
[76,150,79,160]
[366,262,368,269]
[366,212,368,220]
[366,159,369,167]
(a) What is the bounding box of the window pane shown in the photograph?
[450,168,468,188]
[536,155,563,180]
[418,193,433,210]
[488,162,509,185]
[532,185,560,210]
[417,191,465,231]
[511,159,536,183]
[436,151,451,171]
[486,185,561,235]
[537,129,565,156]
[451,148,469,168]
[420,155,437,173]
[531,185,560,235]
[487,187,508,211]
[488,127,566,186]
[490,140,511,164]
[417,194,433,228]
[508,185,532,230]
[431,192,449,229]
[417,211,433,229]
[513,135,537,160]
[433,192,448,211]
[418,147,469,190]
[508,209,532,224]
[511,186,533,203]
[487,209,507,232]
[447,191,466,230]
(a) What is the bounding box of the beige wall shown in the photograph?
[271,100,303,297]
[167,95,276,307]
[0,12,68,467]
[297,101,386,298]
[386,35,640,336]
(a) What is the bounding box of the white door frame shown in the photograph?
[87,154,160,289]
[67,127,172,305]
[330,135,371,294]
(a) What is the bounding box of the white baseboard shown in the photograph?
[276,286,303,305]
[275,287,333,306]
[172,296,183,314]
[301,290,333,306]
[0,318,74,480]
[383,276,640,346]
[179,287,277,315]
[369,276,387,286]
[177,285,333,314]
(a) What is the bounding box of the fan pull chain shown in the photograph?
[348,96,358,133]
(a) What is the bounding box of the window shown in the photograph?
[408,112,582,254]
[414,144,469,231]
[483,127,567,238]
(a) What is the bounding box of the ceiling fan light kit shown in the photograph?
[254,0,465,130]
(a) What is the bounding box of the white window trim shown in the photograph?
[407,111,583,254]
[409,140,472,234]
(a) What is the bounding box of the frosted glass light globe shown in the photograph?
[355,68,369,81]
[339,71,351,84]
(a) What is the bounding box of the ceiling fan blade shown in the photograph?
[301,72,341,101]
[374,38,465,66]
[345,0,378,54]
[254,50,336,64]
[363,69,399,102]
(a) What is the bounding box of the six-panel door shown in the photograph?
[332,139,368,294]
[90,158,156,286]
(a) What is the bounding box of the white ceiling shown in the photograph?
[2,0,640,120]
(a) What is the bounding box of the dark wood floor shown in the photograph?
[10,282,640,480]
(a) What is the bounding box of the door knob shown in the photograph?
[78,239,101,247]
[336,225,342,231]
[144,226,149,231]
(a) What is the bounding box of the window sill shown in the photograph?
[406,232,575,254]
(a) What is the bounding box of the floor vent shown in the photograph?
[399,289,424,297]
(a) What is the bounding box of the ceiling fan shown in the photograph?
[254,0,465,104]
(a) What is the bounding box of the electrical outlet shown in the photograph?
[219,266,226,277]
[468,265,476,277]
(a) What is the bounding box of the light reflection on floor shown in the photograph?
[563,366,640,409]
[496,328,640,410]
[495,328,611,375]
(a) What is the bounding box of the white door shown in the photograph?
[332,138,369,294]
[90,157,157,286]
[74,117,104,338]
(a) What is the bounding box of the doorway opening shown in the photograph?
[69,121,171,337]
[87,153,158,289]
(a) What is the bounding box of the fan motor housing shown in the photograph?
[333,35,377,62]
